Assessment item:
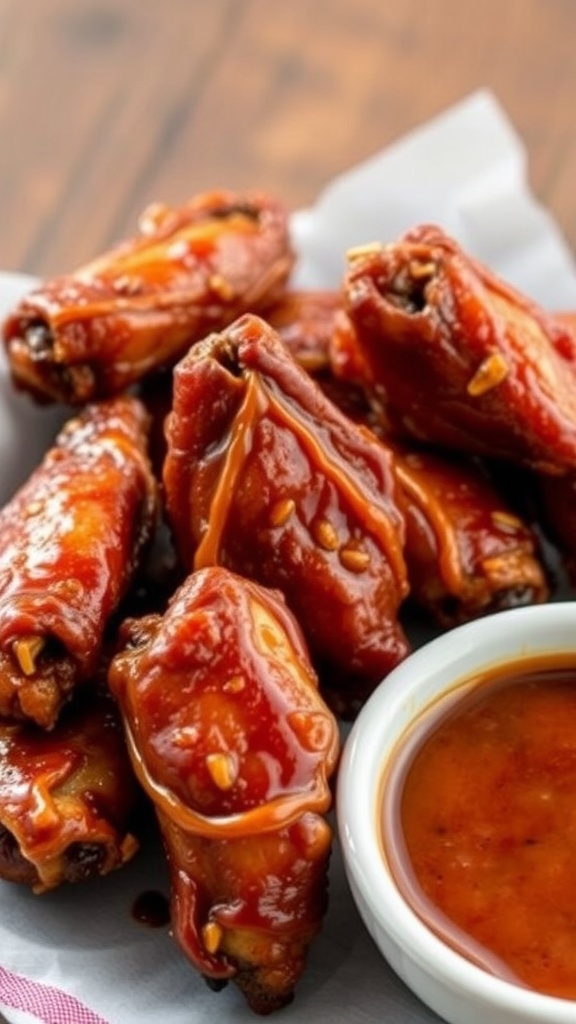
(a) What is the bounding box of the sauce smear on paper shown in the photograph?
[131,889,170,927]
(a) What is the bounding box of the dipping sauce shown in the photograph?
[382,655,576,1000]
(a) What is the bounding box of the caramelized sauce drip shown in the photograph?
[194,368,405,587]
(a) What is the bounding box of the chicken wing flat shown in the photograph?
[343,227,576,473]
[297,354,550,629]
[3,190,294,404]
[392,444,550,628]
[0,687,141,894]
[0,396,157,728]
[162,312,410,716]
[262,288,341,373]
[108,566,340,1015]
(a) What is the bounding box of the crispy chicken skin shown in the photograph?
[108,566,340,1014]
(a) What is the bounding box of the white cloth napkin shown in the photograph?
[0,88,575,1024]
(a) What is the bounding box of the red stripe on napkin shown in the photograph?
[0,966,108,1024]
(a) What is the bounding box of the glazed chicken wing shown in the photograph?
[108,566,340,1015]
[162,312,410,716]
[3,190,294,404]
[262,288,342,373]
[0,396,157,728]
[0,686,141,894]
[343,226,576,473]
[302,357,550,630]
[392,444,549,628]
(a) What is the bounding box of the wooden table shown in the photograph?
[1,0,575,279]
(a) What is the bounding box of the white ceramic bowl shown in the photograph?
[337,602,576,1024]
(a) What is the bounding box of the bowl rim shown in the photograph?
[337,601,576,1022]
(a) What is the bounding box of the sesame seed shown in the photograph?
[346,241,383,260]
[202,920,223,954]
[206,752,237,790]
[314,518,340,551]
[269,497,296,528]
[409,259,436,279]
[491,510,523,533]
[208,273,235,301]
[339,547,370,573]
[467,353,509,396]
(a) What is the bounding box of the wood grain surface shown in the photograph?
[0,0,575,281]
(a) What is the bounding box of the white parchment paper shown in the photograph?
[0,89,575,1024]
[291,88,576,308]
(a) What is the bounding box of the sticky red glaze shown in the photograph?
[0,687,141,893]
[108,566,339,1011]
[0,396,157,727]
[3,190,294,403]
[163,312,410,716]
[109,566,339,824]
[391,444,549,626]
[262,288,342,373]
[344,224,576,473]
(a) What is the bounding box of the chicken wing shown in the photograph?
[343,227,576,473]
[162,312,410,716]
[108,566,339,1014]
[3,190,294,403]
[0,396,157,728]
[0,686,141,894]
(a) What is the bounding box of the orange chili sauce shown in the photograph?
[381,654,576,1001]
